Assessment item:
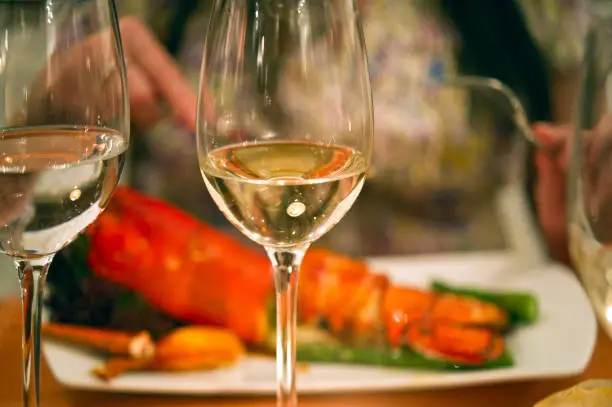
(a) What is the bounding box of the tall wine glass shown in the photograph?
[197,0,373,405]
[0,1,129,405]
[567,6,612,339]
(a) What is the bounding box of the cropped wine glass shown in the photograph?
[567,6,612,340]
[0,1,129,406]
[197,0,373,405]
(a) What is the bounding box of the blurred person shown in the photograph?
[438,0,587,267]
[31,0,584,262]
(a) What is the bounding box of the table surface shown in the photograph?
[0,299,610,407]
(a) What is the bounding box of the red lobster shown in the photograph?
[82,187,509,365]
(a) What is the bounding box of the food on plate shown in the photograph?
[43,323,245,381]
[42,322,155,359]
[46,186,539,375]
[149,326,245,371]
[431,281,539,325]
[534,380,612,407]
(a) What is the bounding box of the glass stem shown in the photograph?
[266,245,308,407]
[16,256,53,407]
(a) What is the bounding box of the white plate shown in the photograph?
[42,252,597,395]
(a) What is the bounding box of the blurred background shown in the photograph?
[0,0,597,296]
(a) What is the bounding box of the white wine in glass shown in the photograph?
[201,142,367,247]
[0,1,129,406]
[197,0,373,405]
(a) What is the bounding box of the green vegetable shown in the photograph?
[296,344,514,371]
[290,325,515,371]
[431,280,539,325]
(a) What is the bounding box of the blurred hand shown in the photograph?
[533,123,570,266]
[534,117,612,267]
[118,17,197,131]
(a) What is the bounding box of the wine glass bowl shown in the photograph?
[201,141,368,248]
[197,0,372,405]
[0,127,125,259]
[364,76,533,225]
[0,1,129,406]
[567,8,612,340]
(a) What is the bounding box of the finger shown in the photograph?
[533,119,612,172]
[532,122,571,170]
[587,115,612,172]
[585,141,612,226]
[119,17,197,130]
[532,122,568,148]
[127,64,161,129]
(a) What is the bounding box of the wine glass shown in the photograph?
[567,7,612,339]
[0,1,129,405]
[196,0,372,405]
[355,75,541,258]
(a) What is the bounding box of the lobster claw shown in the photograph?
[383,286,509,365]
[404,322,506,366]
[85,187,273,345]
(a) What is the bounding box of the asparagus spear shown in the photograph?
[292,324,514,371]
[297,343,514,371]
